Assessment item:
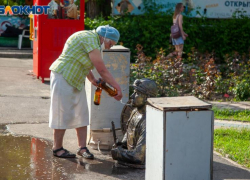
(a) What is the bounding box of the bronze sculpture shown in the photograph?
[111,78,158,168]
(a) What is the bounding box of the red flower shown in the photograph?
[224,94,229,98]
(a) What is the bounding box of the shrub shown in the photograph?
[130,44,250,101]
[131,44,182,97]
[130,45,223,99]
[232,79,250,101]
[84,12,250,63]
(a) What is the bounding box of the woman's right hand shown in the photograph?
[114,89,123,101]
[183,32,188,40]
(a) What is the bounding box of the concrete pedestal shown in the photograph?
[85,45,130,146]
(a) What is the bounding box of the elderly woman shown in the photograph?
[49,25,122,159]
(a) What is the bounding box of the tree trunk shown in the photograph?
[101,0,112,18]
[85,0,112,19]
[86,0,100,19]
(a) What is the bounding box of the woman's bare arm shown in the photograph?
[89,49,123,101]
[86,70,98,86]
[178,14,186,40]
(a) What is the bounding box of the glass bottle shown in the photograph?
[94,87,102,105]
[99,80,118,97]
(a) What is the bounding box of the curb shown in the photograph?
[214,151,250,172]
[0,48,33,59]
[214,119,250,129]
[215,119,250,125]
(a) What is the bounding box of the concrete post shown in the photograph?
[85,45,130,137]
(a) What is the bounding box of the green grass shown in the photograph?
[212,106,250,122]
[214,128,250,168]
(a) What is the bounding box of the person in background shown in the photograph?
[172,3,188,58]
[49,25,122,159]
[60,0,77,19]
[48,0,59,19]
[120,0,129,14]
[0,24,29,37]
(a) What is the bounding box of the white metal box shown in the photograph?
[146,96,213,180]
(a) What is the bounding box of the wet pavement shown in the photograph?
[0,125,142,180]
[2,123,250,180]
[0,134,56,179]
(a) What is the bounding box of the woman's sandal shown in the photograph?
[77,147,94,159]
[53,147,76,158]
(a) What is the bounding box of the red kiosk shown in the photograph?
[31,0,85,83]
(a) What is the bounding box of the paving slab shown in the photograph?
[0,96,50,124]
[209,101,250,111]
[0,58,50,124]
[215,120,250,129]
[0,58,50,97]
[0,47,32,59]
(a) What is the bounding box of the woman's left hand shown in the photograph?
[91,79,98,86]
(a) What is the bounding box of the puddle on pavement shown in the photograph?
[0,126,137,179]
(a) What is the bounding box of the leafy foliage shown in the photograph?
[131,44,182,97]
[188,48,221,99]
[215,51,250,100]
[0,0,20,5]
[84,10,250,62]
[232,80,250,101]
[130,44,250,100]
